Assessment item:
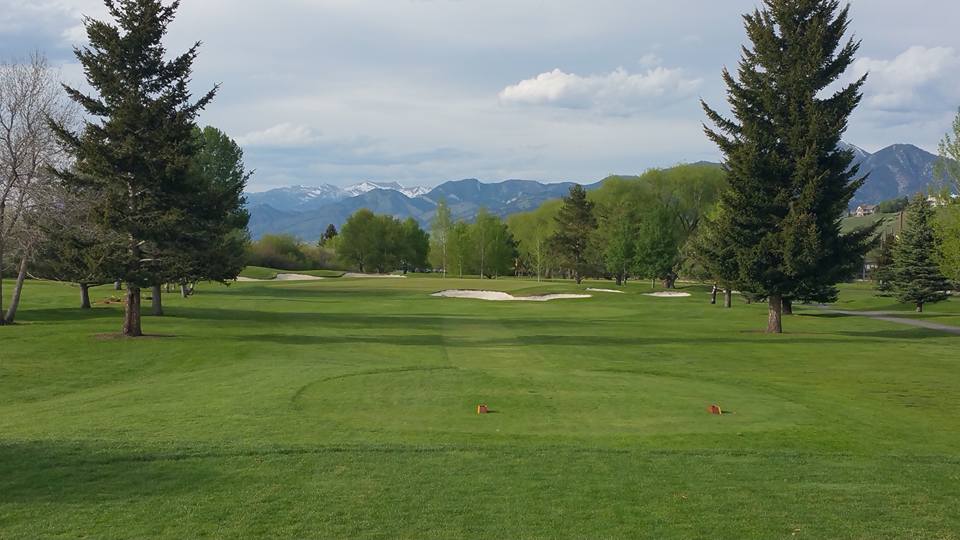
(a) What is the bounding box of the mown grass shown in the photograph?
[1,277,958,538]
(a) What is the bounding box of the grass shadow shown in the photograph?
[0,440,220,504]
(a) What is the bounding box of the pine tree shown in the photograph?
[873,234,896,296]
[551,185,597,284]
[892,195,951,312]
[703,0,875,333]
[321,224,338,245]
[51,0,216,336]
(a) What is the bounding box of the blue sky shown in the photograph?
[3,0,959,191]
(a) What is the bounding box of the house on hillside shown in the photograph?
[927,194,959,207]
[854,204,878,217]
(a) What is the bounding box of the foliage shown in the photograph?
[337,209,431,273]
[429,200,452,275]
[873,235,896,296]
[892,195,951,311]
[877,197,909,214]
[550,185,597,284]
[472,209,517,278]
[323,224,338,243]
[702,0,875,331]
[936,107,960,194]
[51,0,216,336]
[246,234,333,271]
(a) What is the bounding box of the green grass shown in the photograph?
[1,278,959,538]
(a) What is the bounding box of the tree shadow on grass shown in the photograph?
[0,440,220,504]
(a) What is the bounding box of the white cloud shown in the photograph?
[498,66,701,114]
[851,46,960,111]
[236,123,320,147]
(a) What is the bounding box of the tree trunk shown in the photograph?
[151,284,163,316]
[916,302,924,313]
[115,280,122,291]
[710,285,718,305]
[662,275,676,289]
[80,283,91,309]
[724,288,733,309]
[782,299,793,315]
[180,283,190,298]
[767,294,783,334]
[3,255,28,324]
[123,285,142,337]
[616,275,623,286]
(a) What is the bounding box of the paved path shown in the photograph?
[817,308,960,335]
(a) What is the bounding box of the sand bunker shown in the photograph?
[344,273,407,279]
[433,290,592,302]
[644,291,692,298]
[236,273,324,282]
[276,273,325,281]
[587,288,625,294]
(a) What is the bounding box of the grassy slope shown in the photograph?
[1,278,959,539]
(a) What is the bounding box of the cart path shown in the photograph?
[817,307,960,335]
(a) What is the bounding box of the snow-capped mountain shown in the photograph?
[342,181,431,199]
[245,181,431,212]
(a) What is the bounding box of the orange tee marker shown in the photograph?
[708,404,723,415]
[477,404,489,414]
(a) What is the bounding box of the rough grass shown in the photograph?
[1,277,958,539]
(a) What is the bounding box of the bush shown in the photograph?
[246,234,337,271]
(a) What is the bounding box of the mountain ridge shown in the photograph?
[245,143,950,239]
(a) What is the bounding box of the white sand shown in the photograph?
[275,273,325,281]
[587,288,625,294]
[433,290,592,302]
[236,274,324,282]
[644,291,692,298]
[344,273,407,279]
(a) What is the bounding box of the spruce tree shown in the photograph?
[551,185,597,284]
[892,195,951,312]
[703,0,875,333]
[52,0,216,336]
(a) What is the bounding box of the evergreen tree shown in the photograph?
[321,224,338,245]
[892,195,951,312]
[166,126,251,303]
[703,0,875,333]
[873,234,896,296]
[51,0,216,336]
[551,185,597,284]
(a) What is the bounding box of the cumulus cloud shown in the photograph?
[236,123,321,147]
[851,46,960,112]
[498,66,702,114]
